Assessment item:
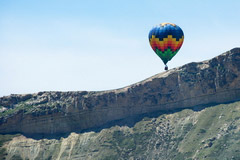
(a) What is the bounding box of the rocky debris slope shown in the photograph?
[3,101,240,160]
[1,48,240,135]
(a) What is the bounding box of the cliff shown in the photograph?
[1,48,240,135]
[3,101,240,160]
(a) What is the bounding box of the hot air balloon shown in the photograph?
[149,23,184,70]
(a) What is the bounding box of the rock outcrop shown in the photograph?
[0,48,240,135]
[3,101,240,160]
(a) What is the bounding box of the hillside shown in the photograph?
[1,101,240,160]
[0,48,240,135]
[0,48,240,159]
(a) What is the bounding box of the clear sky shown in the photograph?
[0,0,240,97]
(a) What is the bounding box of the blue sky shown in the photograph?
[0,0,240,96]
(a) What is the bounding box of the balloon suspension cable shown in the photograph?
[164,65,168,71]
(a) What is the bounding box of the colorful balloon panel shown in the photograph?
[149,23,184,65]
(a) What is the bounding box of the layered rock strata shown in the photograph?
[0,48,240,135]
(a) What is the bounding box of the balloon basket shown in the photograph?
[164,65,168,71]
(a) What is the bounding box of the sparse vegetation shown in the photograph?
[1,101,240,159]
[0,134,20,160]
[0,103,32,117]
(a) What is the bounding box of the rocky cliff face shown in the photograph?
[3,101,240,160]
[1,48,240,135]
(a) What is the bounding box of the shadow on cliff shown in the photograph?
[18,101,236,140]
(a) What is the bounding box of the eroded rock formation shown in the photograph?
[0,48,240,135]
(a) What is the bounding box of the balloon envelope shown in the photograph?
[149,23,184,65]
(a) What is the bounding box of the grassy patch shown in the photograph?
[0,103,33,118]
